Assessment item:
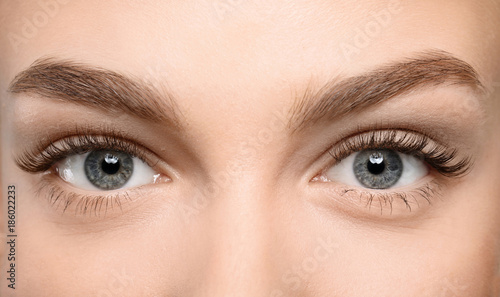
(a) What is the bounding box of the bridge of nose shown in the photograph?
[195,175,285,296]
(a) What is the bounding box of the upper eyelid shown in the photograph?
[328,129,434,161]
[324,129,473,177]
[15,134,157,173]
[329,128,458,156]
[16,127,470,177]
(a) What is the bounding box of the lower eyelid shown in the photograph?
[34,172,164,218]
[309,177,443,220]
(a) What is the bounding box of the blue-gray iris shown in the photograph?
[353,149,403,189]
[84,150,134,190]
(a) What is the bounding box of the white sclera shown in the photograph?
[325,151,428,189]
[56,152,157,191]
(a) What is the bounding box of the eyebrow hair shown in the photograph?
[9,51,484,135]
[8,57,182,127]
[288,50,484,132]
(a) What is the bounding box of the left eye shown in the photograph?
[55,150,158,191]
[324,149,428,189]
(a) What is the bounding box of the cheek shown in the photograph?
[20,226,159,297]
[16,220,139,296]
[16,190,211,297]
[309,231,497,296]
[298,179,500,296]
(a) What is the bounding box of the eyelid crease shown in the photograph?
[15,128,158,173]
[326,129,473,178]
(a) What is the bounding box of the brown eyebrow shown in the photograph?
[288,50,485,133]
[8,57,183,128]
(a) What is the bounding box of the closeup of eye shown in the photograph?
[56,149,159,191]
[311,129,472,214]
[15,131,170,216]
[325,149,428,189]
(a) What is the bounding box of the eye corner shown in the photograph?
[310,173,329,183]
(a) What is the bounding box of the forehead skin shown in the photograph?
[1,1,500,118]
[1,0,500,296]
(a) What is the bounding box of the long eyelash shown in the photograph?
[16,128,158,217]
[328,129,473,178]
[16,131,148,173]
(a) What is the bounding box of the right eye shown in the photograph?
[55,149,160,191]
[324,148,429,189]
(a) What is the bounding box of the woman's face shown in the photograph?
[1,0,500,296]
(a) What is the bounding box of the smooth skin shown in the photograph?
[1,0,500,296]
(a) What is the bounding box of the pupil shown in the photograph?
[367,152,385,175]
[101,154,121,175]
